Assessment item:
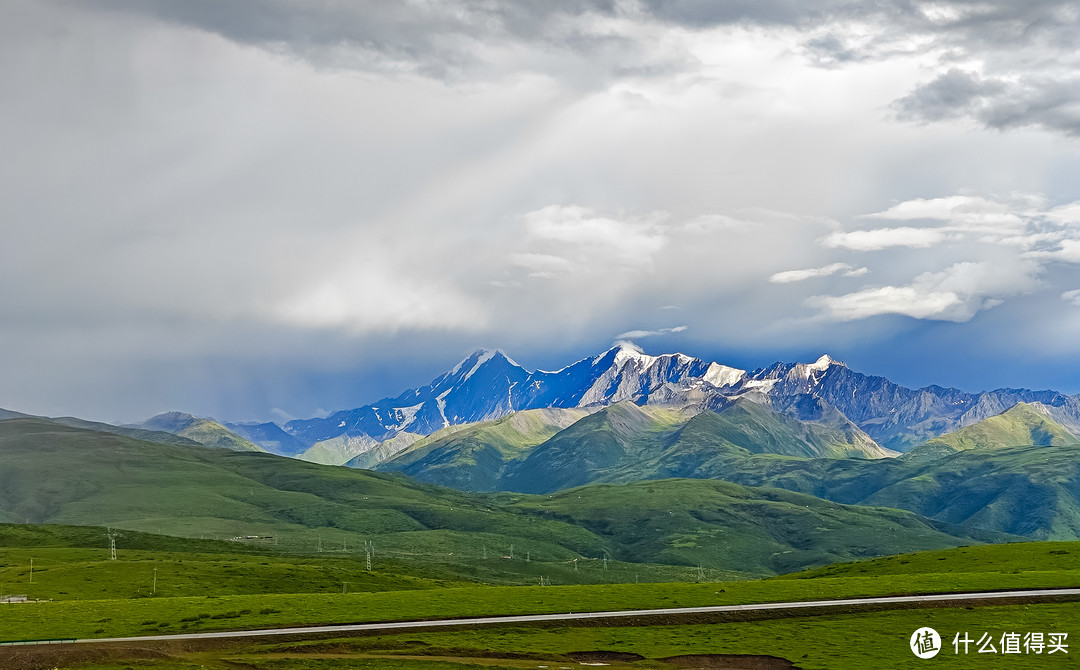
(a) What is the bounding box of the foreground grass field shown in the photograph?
[3,562,1079,640]
[14,602,1080,669]
[0,540,1076,668]
[226,602,1078,669]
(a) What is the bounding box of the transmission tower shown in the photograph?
[107,527,119,561]
[364,540,374,571]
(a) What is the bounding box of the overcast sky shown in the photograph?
[3,0,1080,424]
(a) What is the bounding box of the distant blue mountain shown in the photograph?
[239,343,1080,457]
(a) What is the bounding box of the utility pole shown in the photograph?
[317,533,322,552]
[526,550,530,563]
[29,558,33,584]
[152,568,157,595]
[509,544,514,559]
[482,545,487,560]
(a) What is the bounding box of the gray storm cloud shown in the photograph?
[3,0,1080,422]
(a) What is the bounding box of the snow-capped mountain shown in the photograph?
[233,343,1080,459]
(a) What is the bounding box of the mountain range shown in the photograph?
[212,344,1080,468]
[5,341,1080,577]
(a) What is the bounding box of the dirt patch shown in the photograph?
[0,644,171,670]
[567,651,646,662]
[661,654,802,670]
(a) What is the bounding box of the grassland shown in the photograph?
[13,599,1080,669]
[0,418,1004,577]
[0,538,1076,669]
[220,602,1078,670]
[2,539,1077,641]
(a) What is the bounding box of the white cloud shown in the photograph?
[1063,290,1080,307]
[1049,240,1080,263]
[522,205,668,267]
[614,325,688,340]
[808,260,1042,322]
[862,195,1028,234]
[273,269,489,334]
[808,286,964,321]
[822,227,949,250]
[770,262,869,283]
[1046,203,1080,226]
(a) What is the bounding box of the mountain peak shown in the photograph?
[141,411,200,432]
[809,354,844,371]
[449,348,524,379]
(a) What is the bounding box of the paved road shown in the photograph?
[6,588,1080,647]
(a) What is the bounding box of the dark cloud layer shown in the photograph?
[80,1,1080,136]
[3,1,1080,424]
[897,70,1080,136]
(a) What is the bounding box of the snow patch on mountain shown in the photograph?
[703,362,745,388]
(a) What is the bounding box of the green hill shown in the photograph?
[498,403,692,493]
[509,478,1001,575]
[902,402,1080,463]
[782,540,1080,580]
[0,406,201,447]
[367,401,1080,542]
[381,401,890,494]
[139,411,264,452]
[0,418,1003,576]
[372,407,596,489]
[662,439,1080,540]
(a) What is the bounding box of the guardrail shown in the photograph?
[0,638,77,646]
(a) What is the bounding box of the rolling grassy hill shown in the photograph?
[902,402,1080,463]
[0,418,1005,577]
[138,411,264,452]
[369,407,596,487]
[506,478,1008,574]
[379,400,891,493]
[0,406,201,447]
[372,402,1080,541]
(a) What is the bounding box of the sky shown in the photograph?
[3,0,1080,424]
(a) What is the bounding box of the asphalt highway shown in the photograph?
[6,587,1079,646]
